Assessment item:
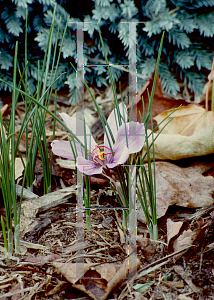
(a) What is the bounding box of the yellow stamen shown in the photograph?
[88,145,115,164]
[93,150,107,164]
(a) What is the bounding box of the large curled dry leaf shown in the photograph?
[145,126,214,161]
[155,104,214,136]
[143,105,214,161]
[53,251,140,300]
[167,218,211,255]
[137,161,214,223]
[167,219,197,254]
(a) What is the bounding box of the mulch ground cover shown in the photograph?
[0,83,214,300]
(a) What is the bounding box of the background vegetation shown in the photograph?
[0,0,213,103]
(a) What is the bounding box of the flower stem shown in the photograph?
[86,211,91,231]
[14,224,20,253]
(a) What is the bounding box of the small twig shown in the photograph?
[150,239,168,247]
[137,260,170,279]
[199,247,204,274]
[118,275,136,300]
[91,229,113,247]
[199,227,209,273]
[136,245,193,279]
[66,247,109,262]
[85,56,149,80]
[0,284,40,299]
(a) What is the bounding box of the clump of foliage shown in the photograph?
[0,0,214,103]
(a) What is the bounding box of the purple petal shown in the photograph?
[106,141,129,168]
[77,156,103,175]
[51,140,82,160]
[104,103,127,149]
[59,113,97,150]
[114,122,145,154]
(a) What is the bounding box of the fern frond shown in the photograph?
[16,6,27,19]
[44,4,69,27]
[0,71,13,91]
[97,38,112,57]
[120,0,138,19]
[92,4,119,22]
[33,15,44,31]
[178,11,197,33]
[159,63,180,95]
[106,67,123,83]
[0,49,13,70]
[175,51,195,69]
[84,15,100,37]
[96,76,108,87]
[37,0,56,6]
[168,28,191,49]
[143,12,179,37]
[109,22,118,34]
[62,37,76,59]
[0,28,11,43]
[35,28,58,51]
[144,0,166,17]
[94,0,113,7]
[12,0,33,9]
[137,35,155,57]
[139,57,156,77]
[193,0,214,8]
[1,7,23,36]
[119,20,138,49]
[194,49,213,70]
[196,12,214,37]
[183,71,206,95]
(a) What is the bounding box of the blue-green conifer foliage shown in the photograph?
[0,0,213,102]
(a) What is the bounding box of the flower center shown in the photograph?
[91,145,113,164]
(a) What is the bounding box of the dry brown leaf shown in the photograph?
[167,219,197,253]
[15,157,25,179]
[166,219,184,245]
[131,67,189,126]
[154,104,214,136]
[95,263,119,283]
[24,254,60,265]
[144,125,214,161]
[0,157,25,180]
[53,262,92,285]
[137,161,214,223]
[173,229,197,252]
[45,281,68,296]
[1,104,8,116]
[142,104,214,161]
[53,253,140,300]
[167,218,211,254]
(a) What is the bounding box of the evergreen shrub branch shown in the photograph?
[0,0,213,102]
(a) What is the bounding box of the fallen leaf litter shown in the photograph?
[0,74,214,299]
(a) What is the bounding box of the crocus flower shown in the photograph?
[51,103,145,175]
